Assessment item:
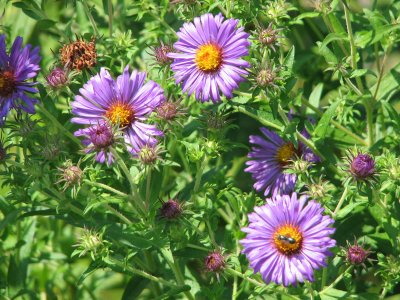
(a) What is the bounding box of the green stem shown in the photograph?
[81,0,100,36]
[160,248,195,300]
[373,50,387,101]
[38,104,82,147]
[108,0,113,37]
[342,0,364,93]
[234,106,283,131]
[321,267,328,289]
[145,167,152,210]
[320,266,353,294]
[333,186,349,216]
[301,97,367,146]
[110,148,146,215]
[226,268,264,287]
[83,179,128,198]
[148,11,175,34]
[109,257,178,288]
[364,99,374,147]
[103,203,133,225]
[205,220,218,247]
[305,281,315,300]
[186,243,209,252]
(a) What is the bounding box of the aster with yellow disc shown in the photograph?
[71,66,165,161]
[241,192,336,286]
[168,13,250,103]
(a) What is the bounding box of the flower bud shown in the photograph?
[159,199,182,220]
[205,251,225,273]
[46,67,69,89]
[151,41,174,66]
[88,122,114,149]
[157,101,179,121]
[349,153,376,180]
[256,69,276,88]
[138,144,159,165]
[345,239,372,266]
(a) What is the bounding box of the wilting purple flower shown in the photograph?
[71,66,164,155]
[0,35,41,125]
[205,251,225,272]
[168,13,250,103]
[150,41,174,66]
[75,121,115,165]
[245,128,318,197]
[346,239,372,266]
[241,193,336,286]
[46,67,69,89]
[349,152,375,180]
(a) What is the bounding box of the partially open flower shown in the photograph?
[345,149,376,182]
[150,41,174,66]
[343,238,372,267]
[60,36,97,71]
[205,251,225,273]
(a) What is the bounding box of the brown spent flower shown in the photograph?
[60,36,97,71]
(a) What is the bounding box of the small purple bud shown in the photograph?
[46,67,69,89]
[88,123,114,149]
[159,199,182,219]
[350,153,375,179]
[346,240,371,266]
[205,251,225,273]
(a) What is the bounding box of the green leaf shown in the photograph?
[370,63,400,100]
[283,46,295,72]
[12,1,47,20]
[317,42,338,64]
[320,32,348,50]
[308,83,324,114]
[336,200,368,220]
[320,288,353,300]
[121,276,150,300]
[314,100,341,138]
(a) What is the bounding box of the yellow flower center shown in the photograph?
[105,102,134,127]
[274,224,303,255]
[0,70,16,97]
[195,43,222,72]
[276,142,296,165]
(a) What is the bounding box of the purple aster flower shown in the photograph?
[71,66,164,156]
[168,13,250,103]
[0,35,41,125]
[245,128,318,197]
[240,192,336,286]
